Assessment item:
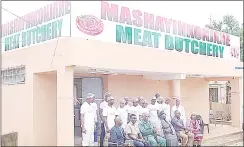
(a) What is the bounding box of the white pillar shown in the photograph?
[172,80,181,99]
[57,66,74,145]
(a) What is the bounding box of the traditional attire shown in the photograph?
[160,119,179,146]
[187,119,203,141]
[80,102,95,146]
[138,120,166,146]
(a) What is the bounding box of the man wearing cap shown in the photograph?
[128,98,141,120]
[148,97,161,132]
[117,99,129,129]
[171,98,186,125]
[99,92,111,146]
[103,96,118,132]
[80,93,96,146]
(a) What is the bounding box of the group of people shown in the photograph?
[79,92,203,147]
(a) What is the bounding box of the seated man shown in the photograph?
[126,114,149,147]
[171,110,194,146]
[138,112,166,146]
[109,116,126,146]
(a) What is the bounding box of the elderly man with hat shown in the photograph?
[80,93,96,146]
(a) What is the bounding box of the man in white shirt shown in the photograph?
[117,100,129,129]
[171,98,186,125]
[138,96,144,108]
[80,93,96,146]
[162,97,171,122]
[99,92,111,146]
[139,100,149,121]
[128,98,140,120]
[103,96,118,132]
[148,97,161,132]
[156,97,164,112]
[147,97,161,131]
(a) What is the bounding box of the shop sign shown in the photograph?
[71,1,240,60]
[1,1,71,52]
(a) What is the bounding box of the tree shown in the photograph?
[205,15,243,62]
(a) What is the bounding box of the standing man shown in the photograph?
[99,92,111,146]
[117,99,129,129]
[156,97,164,112]
[138,96,144,108]
[162,97,171,122]
[80,93,96,146]
[139,100,149,121]
[155,92,161,99]
[124,97,131,109]
[91,96,98,143]
[128,98,141,120]
[148,97,161,132]
[103,96,118,132]
[171,98,186,125]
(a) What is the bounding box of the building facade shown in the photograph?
[2,1,243,146]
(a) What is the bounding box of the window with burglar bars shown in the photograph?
[209,87,218,102]
[1,66,26,85]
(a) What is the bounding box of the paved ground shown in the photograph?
[229,141,243,146]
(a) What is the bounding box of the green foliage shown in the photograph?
[205,15,243,62]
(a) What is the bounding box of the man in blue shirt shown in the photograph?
[171,110,194,146]
[109,116,127,146]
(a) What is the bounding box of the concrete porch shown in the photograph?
[202,124,243,146]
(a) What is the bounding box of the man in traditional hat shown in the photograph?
[80,93,96,146]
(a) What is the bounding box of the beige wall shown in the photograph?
[180,78,210,123]
[2,38,243,145]
[33,72,57,146]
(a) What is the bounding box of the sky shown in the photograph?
[2,1,243,27]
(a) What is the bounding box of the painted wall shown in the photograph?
[1,38,243,145]
[33,72,57,146]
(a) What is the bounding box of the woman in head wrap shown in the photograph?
[158,110,179,146]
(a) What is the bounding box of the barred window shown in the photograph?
[1,65,26,85]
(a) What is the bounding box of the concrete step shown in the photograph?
[202,131,243,146]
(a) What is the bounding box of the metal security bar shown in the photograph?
[1,65,26,85]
